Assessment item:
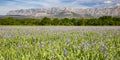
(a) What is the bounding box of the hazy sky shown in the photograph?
[0,0,120,15]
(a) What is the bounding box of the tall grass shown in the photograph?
[0,26,120,60]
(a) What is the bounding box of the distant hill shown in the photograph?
[0,15,33,19]
[6,6,120,18]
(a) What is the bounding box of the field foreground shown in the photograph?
[0,26,120,60]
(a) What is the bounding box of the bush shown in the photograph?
[0,16,120,26]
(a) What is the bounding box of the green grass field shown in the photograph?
[0,26,120,60]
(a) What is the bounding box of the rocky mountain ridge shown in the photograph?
[7,6,120,18]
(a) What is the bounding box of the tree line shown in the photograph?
[0,16,120,26]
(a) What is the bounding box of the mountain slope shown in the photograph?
[7,6,120,18]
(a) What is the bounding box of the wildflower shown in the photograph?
[18,43,21,50]
[78,41,84,49]
[84,42,91,51]
[64,48,68,57]
[49,40,53,48]
[104,32,107,36]
[81,41,85,45]
[101,45,107,52]
[105,53,109,59]
[94,41,97,47]
[54,49,57,53]
[40,42,44,49]
[66,40,71,46]
[73,45,76,49]
[78,44,81,49]
[51,55,55,60]
[99,40,104,46]
[90,36,92,40]
[27,45,30,49]
[33,36,36,43]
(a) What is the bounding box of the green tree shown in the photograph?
[52,18,60,25]
[77,18,86,26]
[98,16,113,25]
[4,17,17,25]
[60,18,73,25]
[70,18,78,26]
[40,17,52,25]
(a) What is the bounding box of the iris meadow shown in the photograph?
[0,26,120,60]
